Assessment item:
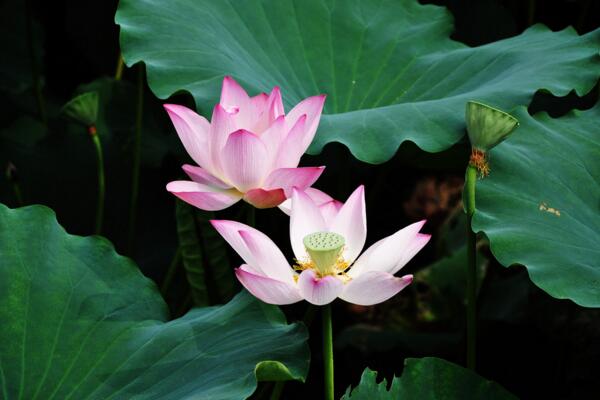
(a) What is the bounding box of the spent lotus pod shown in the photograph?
[165,76,327,211]
[211,186,431,306]
[61,91,100,127]
[465,101,519,176]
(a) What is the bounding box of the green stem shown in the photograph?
[13,183,25,207]
[91,128,105,235]
[115,55,125,81]
[25,0,46,124]
[12,183,24,207]
[127,65,144,253]
[269,382,285,400]
[160,247,182,296]
[322,304,334,400]
[465,164,477,370]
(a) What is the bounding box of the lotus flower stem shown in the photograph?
[127,65,144,252]
[115,54,125,81]
[90,127,105,234]
[269,382,285,400]
[322,304,334,400]
[465,164,477,369]
[12,184,24,207]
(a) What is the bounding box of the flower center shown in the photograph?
[303,232,345,276]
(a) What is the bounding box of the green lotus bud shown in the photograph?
[61,91,99,127]
[303,232,345,276]
[465,101,519,152]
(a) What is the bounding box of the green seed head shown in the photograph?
[303,232,345,275]
[61,91,100,127]
[465,100,519,152]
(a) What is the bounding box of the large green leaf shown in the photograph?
[342,358,516,399]
[115,0,600,163]
[472,105,600,307]
[0,204,308,399]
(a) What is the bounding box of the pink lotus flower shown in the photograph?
[211,186,431,306]
[165,76,326,210]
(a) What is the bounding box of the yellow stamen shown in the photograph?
[293,255,352,281]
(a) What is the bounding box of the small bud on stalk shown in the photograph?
[465,101,519,177]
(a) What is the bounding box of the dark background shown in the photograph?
[1,0,599,398]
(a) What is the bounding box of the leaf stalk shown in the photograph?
[465,164,477,370]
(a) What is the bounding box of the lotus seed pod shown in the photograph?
[303,232,345,276]
[465,101,519,152]
[61,91,99,127]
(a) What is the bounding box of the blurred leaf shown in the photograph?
[415,243,487,321]
[0,0,43,94]
[0,115,47,147]
[336,324,461,355]
[175,200,235,305]
[436,209,468,255]
[472,105,600,307]
[0,203,309,399]
[478,268,531,323]
[342,358,516,399]
[0,77,179,247]
[74,77,180,166]
[116,0,600,163]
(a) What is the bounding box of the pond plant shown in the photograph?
[0,0,599,399]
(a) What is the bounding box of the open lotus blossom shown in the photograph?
[165,76,326,210]
[211,186,431,306]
